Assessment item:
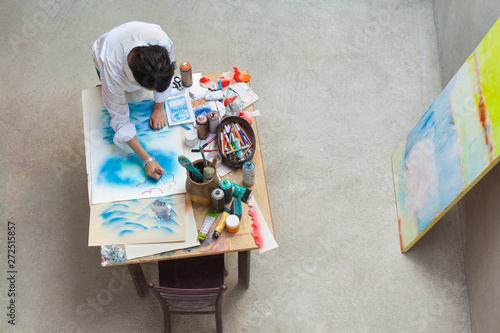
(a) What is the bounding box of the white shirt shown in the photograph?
[92,21,174,147]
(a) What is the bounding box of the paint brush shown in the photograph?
[199,144,208,167]
[178,155,204,182]
[203,167,215,182]
[208,155,218,168]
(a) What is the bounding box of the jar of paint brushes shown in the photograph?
[185,159,220,205]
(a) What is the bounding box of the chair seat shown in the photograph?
[159,254,225,289]
[148,254,226,333]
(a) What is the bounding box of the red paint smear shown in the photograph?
[224,96,237,107]
[473,52,494,160]
[208,241,230,253]
[219,78,230,87]
[239,112,253,125]
[248,205,264,248]
[199,77,210,84]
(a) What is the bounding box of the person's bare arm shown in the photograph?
[127,136,164,180]
[149,102,167,129]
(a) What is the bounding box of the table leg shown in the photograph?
[238,251,251,289]
[127,263,148,298]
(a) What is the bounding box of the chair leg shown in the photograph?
[215,301,223,333]
[161,305,172,333]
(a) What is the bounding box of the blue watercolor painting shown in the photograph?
[88,97,186,204]
[89,194,186,246]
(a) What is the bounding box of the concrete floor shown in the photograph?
[0,1,471,332]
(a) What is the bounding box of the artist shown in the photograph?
[92,21,176,180]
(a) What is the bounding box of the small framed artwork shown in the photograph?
[165,91,195,126]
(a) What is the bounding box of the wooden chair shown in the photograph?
[147,254,227,333]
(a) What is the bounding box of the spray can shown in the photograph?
[219,179,233,204]
[213,207,231,238]
[208,110,219,134]
[196,114,208,140]
[242,161,255,187]
[198,211,219,242]
[211,188,225,213]
[180,62,193,87]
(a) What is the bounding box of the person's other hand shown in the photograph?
[145,160,164,180]
[149,105,167,130]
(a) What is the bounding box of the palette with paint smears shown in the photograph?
[216,116,255,168]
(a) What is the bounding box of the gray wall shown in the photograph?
[432,0,500,85]
[431,1,500,332]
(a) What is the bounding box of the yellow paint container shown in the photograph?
[225,214,240,233]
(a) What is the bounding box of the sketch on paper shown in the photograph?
[392,18,500,252]
[165,91,195,126]
[89,194,186,246]
[83,90,186,204]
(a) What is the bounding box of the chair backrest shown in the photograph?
[148,283,227,311]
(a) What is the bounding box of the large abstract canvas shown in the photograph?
[393,19,500,252]
[82,87,186,205]
[89,194,186,246]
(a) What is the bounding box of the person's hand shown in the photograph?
[145,160,164,180]
[149,103,167,130]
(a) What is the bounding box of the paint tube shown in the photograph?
[198,211,219,242]
[232,183,253,204]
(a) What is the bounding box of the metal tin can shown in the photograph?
[219,179,233,204]
[208,110,219,134]
[242,162,255,187]
[196,114,208,140]
[180,62,193,87]
[211,188,225,213]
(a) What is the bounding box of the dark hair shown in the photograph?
[129,45,175,92]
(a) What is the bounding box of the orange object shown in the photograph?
[180,62,191,71]
[233,67,251,82]
[226,215,240,233]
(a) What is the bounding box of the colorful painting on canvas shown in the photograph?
[89,194,186,246]
[392,18,500,252]
[82,87,186,205]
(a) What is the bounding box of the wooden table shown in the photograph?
[99,71,275,297]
